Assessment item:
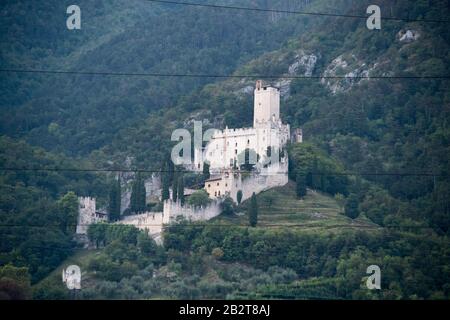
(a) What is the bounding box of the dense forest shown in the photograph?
[1,0,449,299]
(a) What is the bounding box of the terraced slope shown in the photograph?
[217,181,378,231]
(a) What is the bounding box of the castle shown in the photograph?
[197,80,291,203]
[76,80,300,243]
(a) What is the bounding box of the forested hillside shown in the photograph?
[1,0,337,156]
[1,0,449,299]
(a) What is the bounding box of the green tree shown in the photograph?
[311,157,321,190]
[187,190,211,208]
[172,171,178,202]
[108,175,121,221]
[249,192,258,227]
[203,162,210,180]
[296,172,307,199]
[57,191,78,234]
[139,175,146,212]
[211,247,224,260]
[137,232,157,256]
[131,172,146,213]
[178,175,185,206]
[0,264,32,300]
[236,190,243,205]
[345,194,360,219]
[162,173,170,202]
[87,223,107,248]
[221,197,235,215]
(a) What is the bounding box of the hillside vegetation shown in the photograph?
[1,0,449,299]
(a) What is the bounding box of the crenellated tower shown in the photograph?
[253,80,280,128]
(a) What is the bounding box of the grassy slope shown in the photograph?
[33,249,101,294]
[215,181,378,231]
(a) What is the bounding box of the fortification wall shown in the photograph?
[120,211,168,234]
[239,170,288,202]
[116,201,221,244]
[164,200,222,222]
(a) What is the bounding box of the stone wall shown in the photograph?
[115,200,221,244]
[118,211,168,244]
[239,162,289,202]
[164,199,222,222]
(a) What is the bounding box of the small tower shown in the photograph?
[253,80,280,128]
[76,197,106,235]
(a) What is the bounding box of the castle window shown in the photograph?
[217,182,220,186]
[225,183,228,187]
[218,191,221,196]
[247,139,250,144]
[235,142,237,147]
[208,184,211,188]
[215,191,217,196]
[235,149,237,154]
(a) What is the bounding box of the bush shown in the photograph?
[211,247,224,260]
[187,190,211,208]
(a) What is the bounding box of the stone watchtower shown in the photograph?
[253,80,280,128]
[76,197,107,235]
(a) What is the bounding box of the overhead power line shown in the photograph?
[0,223,436,229]
[144,0,450,24]
[1,68,449,80]
[0,167,447,177]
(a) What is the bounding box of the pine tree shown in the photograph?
[311,156,321,189]
[296,172,307,199]
[161,172,170,202]
[130,173,138,213]
[178,175,185,206]
[108,175,121,221]
[131,172,146,213]
[139,175,146,212]
[172,171,178,202]
[203,161,210,180]
[237,190,243,205]
[249,192,258,227]
[344,193,360,219]
[161,158,172,202]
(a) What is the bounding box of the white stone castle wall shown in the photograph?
[115,200,222,244]
[239,170,288,202]
[119,211,168,244]
[164,200,222,222]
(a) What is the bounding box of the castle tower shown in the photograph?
[76,197,96,235]
[76,197,107,235]
[253,80,280,128]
